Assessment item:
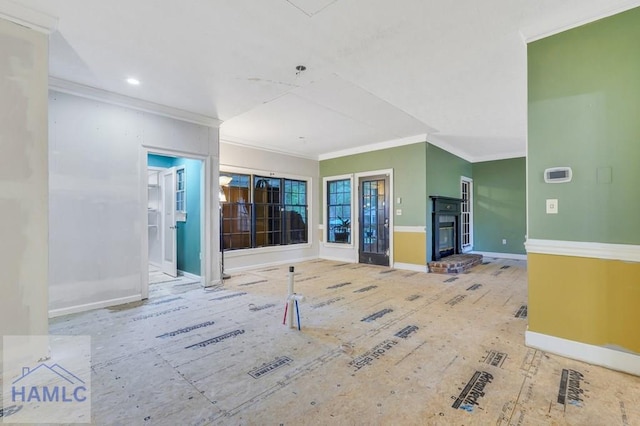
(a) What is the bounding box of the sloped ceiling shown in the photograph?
[7,0,640,160]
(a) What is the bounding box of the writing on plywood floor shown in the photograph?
[34,260,640,424]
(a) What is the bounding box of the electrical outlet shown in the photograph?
[502,239,507,245]
[396,209,402,216]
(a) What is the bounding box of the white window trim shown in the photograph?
[322,174,354,248]
[176,166,187,222]
[461,176,473,252]
[219,165,313,251]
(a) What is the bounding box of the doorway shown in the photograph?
[358,174,390,266]
[147,153,204,287]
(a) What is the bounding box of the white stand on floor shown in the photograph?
[282,266,304,330]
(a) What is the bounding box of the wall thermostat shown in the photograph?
[544,167,572,183]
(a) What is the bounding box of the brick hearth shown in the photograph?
[428,253,483,274]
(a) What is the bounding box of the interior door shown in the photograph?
[162,167,177,277]
[358,175,390,266]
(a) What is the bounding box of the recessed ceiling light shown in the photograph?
[126,78,140,86]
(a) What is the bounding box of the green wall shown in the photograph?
[472,157,526,254]
[148,154,202,276]
[425,144,472,261]
[528,7,640,244]
[425,144,472,199]
[319,142,427,227]
[320,142,529,263]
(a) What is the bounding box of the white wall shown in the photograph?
[0,18,49,363]
[49,91,219,316]
[219,142,319,271]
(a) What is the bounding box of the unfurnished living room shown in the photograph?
[1,1,639,425]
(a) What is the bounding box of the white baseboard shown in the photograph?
[318,255,357,264]
[178,270,201,282]
[206,279,222,287]
[526,330,640,377]
[49,294,142,318]
[472,251,527,261]
[225,256,319,273]
[393,262,427,272]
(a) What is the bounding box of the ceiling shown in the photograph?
[7,0,640,161]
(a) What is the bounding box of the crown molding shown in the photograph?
[220,137,318,161]
[318,134,427,161]
[317,132,525,163]
[471,150,526,163]
[49,77,222,128]
[426,134,474,162]
[428,134,525,163]
[0,0,58,34]
[520,1,640,43]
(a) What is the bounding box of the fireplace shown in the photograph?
[430,196,463,261]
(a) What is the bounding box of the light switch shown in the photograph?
[396,209,402,216]
[546,199,558,214]
[397,197,402,204]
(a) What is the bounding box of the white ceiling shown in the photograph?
[7,0,640,161]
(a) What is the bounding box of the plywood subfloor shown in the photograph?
[41,259,640,424]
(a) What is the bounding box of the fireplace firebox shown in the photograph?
[430,196,463,261]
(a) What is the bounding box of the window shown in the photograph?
[461,177,473,251]
[326,178,352,244]
[283,179,308,245]
[220,172,308,250]
[221,173,252,249]
[176,167,186,221]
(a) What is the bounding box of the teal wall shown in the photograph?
[319,142,427,227]
[148,154,174,169]
[425,143,472,261]
[528,7,640,244]
[148,154,201,275]
[174,157,202,276]
[472,157,526,254]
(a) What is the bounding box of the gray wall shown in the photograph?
[0,18,49,364]
[220,142,320,270]
[49,91,218,315]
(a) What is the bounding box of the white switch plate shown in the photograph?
[546,199,558,214]
[396,209,402,216]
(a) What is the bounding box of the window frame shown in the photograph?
[460,176,473,252]
[175,166,187,222]
[323,174,354,247]
[220,166,312,253]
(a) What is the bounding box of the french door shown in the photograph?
[358,175,390,266]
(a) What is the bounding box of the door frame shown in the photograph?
[354,169,394,267]
[141,147,211,299]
